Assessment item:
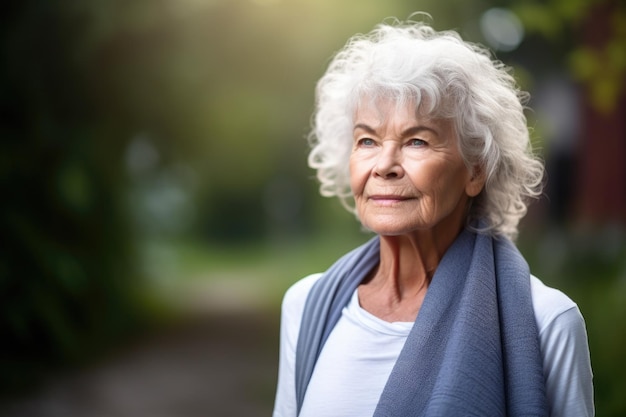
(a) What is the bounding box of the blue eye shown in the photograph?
[409,139,426,147]
[358,138,375,146]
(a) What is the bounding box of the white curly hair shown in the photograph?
[307,16,544,240]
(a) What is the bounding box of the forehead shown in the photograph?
[353,96,453,134]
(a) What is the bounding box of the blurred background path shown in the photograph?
[0,309,279,417]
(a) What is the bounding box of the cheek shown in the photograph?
[410,162,469,197]
[349,157,366,195]
[434,167,472,202]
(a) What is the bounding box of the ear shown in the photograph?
[465,165,486,197]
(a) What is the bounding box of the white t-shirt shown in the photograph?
[273,273,594,417]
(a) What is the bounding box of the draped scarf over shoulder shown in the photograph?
[295,227,548,416]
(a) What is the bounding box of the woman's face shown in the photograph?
[349,99,485,237]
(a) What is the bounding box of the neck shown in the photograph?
[358,221,465,322]
[379,225,460,289]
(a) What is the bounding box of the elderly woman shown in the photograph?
[273,17,593,417]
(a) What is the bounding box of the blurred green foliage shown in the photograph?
[1,0,624,415]
[514,0,626,112]
[0,1,149,393]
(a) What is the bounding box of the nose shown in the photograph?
[373,144,403,179]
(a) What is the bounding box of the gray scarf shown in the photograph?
[295,227,548,416]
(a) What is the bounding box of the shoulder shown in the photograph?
[280,273,324,330]
[529,275,594,416]
[529,274,590,356]
[273,273,324,417]
[530,275,580,334]
[283,273,323,309]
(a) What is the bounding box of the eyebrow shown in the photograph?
[353,123,439,137]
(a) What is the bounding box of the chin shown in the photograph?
[360,220,419,236]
